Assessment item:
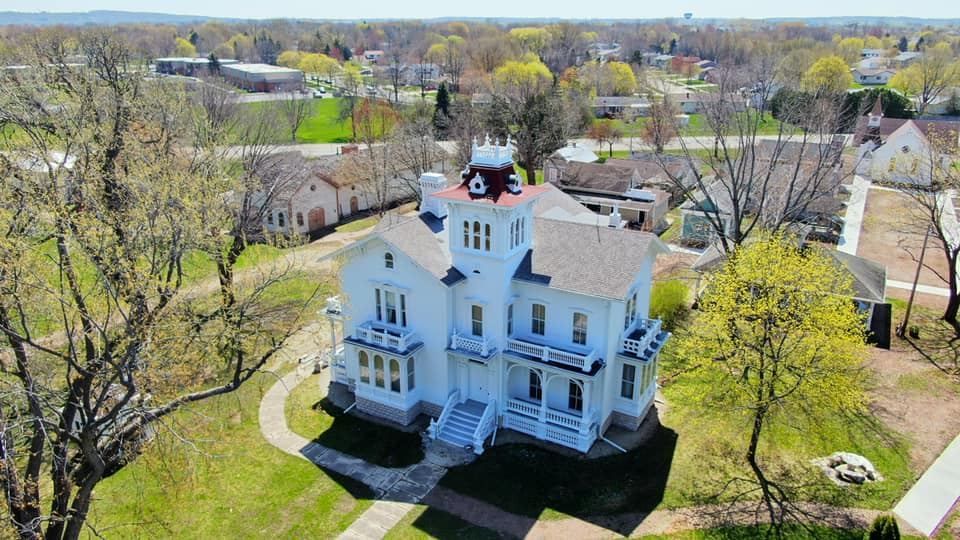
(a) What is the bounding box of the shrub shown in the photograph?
[865,514,901,540]
[649,280,690,331]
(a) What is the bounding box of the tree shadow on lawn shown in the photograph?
[434,423,678,537]
[312,398,424,468]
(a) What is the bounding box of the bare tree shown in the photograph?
[654,66,848,253]
[279,92,316,143]
[641,96,678,153]
[0,32,317,540]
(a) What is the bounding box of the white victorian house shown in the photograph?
[322,137,670,454]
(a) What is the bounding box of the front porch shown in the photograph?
[502,363,600,452]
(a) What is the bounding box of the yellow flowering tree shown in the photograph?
[678,235,867,532]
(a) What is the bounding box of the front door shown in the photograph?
[307,207,325,230]
[349,196,359,214]
[467,362,488,402]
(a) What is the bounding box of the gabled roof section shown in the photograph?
[374,213,466,286]
[824,249,887,304]
[513,218,666,300]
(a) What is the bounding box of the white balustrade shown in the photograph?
[506,398,539,418]
[545,408,582,430]
[354,322,417,351]
[505,338,594,372]
[621,318,663,358]
[450,332,492,356]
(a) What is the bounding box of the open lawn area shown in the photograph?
[87,369,373,539]
[243,97,353,144]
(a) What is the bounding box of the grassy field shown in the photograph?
[244,97,353,144]
[88,368,373,539]
[334,215,379,233]
[590,112,791,140]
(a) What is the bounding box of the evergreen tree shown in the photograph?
[207,52,221,75]
[865,515,901,540]
[433,82,451,137]
[898,36,908,52]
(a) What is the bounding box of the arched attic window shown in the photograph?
[384,252,394,269]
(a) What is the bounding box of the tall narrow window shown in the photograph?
[385,291,397,325]
[624,296,634,329]
[374,355,385,388]
[484,223,491,251]
[473,221,481,250]
[267,212,274,225]
[531,303,546,335]
[296,212,304,226]
[463,220,470,248]
[390,358,401,392]
[514,218,520,246]
[520,217,525,243]
[375,289,382,321]
[384,252,394,269]
[529,369,542,401]
[507,304,514,335]
[400,294,407,327]
[471,305,483,336]
[359,351,370,384]
[277,212,285,228]
[509,221,515,249]
[572,312,588,345]
[568,380,583,412]
[620,363,636,399]
[407,358,416,391]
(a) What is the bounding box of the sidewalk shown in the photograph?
[894,433,960,536]
[838,176,870,255]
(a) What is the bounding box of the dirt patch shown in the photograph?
[858,189,950,287]
[864,347,960,471]
[885,287,947,312]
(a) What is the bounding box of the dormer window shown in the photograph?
[384,252,394,269]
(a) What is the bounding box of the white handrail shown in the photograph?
[472,399,497,453]
[432,389,461,440]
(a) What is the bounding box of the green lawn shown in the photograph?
[286,373,424,468]
[438,337,915,521]
[88,369,374,539]
[334,215,379,233]
[244,98,353,144]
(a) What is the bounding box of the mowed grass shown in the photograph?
[286,373,424,468]
[438,337,914,521]
[88,369,374,539]
[244,97,353,144]
[334,215,379,233]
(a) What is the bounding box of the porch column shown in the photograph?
[579,380,592,435]
[538,371,547,422]
[328,319,337,352]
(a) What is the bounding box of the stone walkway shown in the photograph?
[894,432,960,537]
[258,366,446,540]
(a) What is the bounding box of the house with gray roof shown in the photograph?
[321,138,671,454]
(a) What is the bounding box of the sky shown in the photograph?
[3,0,960,21]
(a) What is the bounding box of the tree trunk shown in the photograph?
[746,407,781,533]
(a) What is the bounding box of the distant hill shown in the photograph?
[1,11,959,27]
[0,10,243,26]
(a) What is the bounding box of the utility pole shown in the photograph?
[898,226,932,338]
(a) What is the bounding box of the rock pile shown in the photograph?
[812,452,883,486]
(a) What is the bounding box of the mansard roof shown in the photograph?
[374,213,466,286]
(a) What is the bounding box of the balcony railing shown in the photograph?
[450,331,495,357]
[622,318,663,357]
[353,321,418,351]
[505,338,596,372]
[502,407,599,452]
[505,398,594,432]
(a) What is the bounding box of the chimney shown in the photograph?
[418,172,448,218]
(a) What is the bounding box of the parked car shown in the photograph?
[313,88,327,98]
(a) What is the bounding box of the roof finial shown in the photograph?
[484,133,491,146]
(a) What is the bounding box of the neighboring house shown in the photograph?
[893,51,922,68]
[323,138,671,454]
[402,63,441,85]
[220,63,304,92]
[696,59,717,70]
[690,242,891,348]
[589,42,622,62]
[854,97,960,185]
[591,96,650,119]
[852,68,896,85]
[676,93,747,114]
[363,50,385,64]
[862,48,885,58]
[652,54,675,69]
[543,144,599,184]
[263,147,448,235]
[856,57,886,70]
[679,139,844,243]
[552,160,672,231]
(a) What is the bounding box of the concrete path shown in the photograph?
[894,433,960,536]
[838,176,870,255]
[886,279,952,297]
[259,365,447,540]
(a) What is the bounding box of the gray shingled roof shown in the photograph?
[513,219,664,300]
[824,249,887,303]
[375,214,466,286]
